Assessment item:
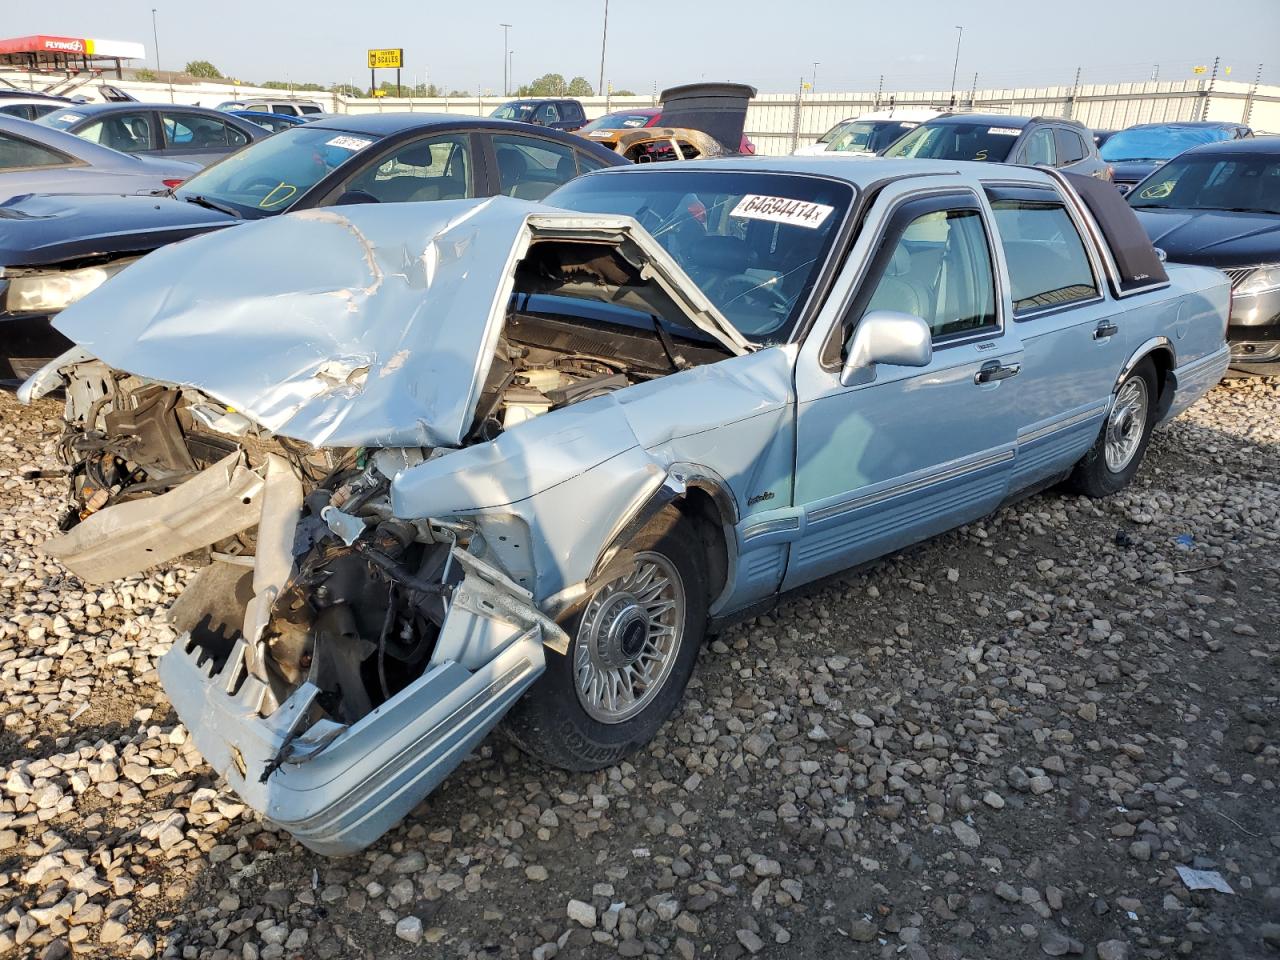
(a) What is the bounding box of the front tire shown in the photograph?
[1067,358,1158,498]
[502,510,708,771]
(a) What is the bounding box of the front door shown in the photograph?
[786,187,1023,589]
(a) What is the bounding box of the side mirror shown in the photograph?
[840,310,933,387]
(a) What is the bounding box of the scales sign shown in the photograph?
[367,48,403,69]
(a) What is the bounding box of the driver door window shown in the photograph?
[536,103,560,125]
[493,135,577,200]
[345,135,473,203]
[79,112,155,152]
[860,207,997,341]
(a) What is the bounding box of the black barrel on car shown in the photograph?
[658,82,757,154]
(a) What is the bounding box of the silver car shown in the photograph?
[21,156,1229,854]
[0,116,198,202]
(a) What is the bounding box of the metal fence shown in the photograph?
[5,71,1277,157]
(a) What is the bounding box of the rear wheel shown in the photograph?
[503,511,707,771]
[1067,358,1158,497]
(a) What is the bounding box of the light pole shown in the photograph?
[150,8,161,75]
[598,0,610,98]
[950,25,963,93]
[811,61,819,94]
[500,23,511,96]
[509,50,514,95]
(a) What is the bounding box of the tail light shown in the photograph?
[162,178,185,189]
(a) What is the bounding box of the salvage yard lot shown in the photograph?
[0,379,1276,960]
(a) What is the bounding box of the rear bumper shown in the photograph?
[159,616,547,856]
[1165,344,1230,420]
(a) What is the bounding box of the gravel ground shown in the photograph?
[0,377,1277,960]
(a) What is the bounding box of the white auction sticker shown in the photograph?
[988,127,1021,136]
[730,194,835,229]
[589,130,612,138]
[325,135,374,151]
[57,113,84,123]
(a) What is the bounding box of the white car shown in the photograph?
[794,109,944,156]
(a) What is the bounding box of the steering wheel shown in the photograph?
[716,273,792,314]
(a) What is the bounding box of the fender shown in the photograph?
[1114,336,1174,391]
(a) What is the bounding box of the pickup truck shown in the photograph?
[21,157,1230,854]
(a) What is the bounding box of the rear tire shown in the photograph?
[502,510,708,771]
[1066,358,1158,498]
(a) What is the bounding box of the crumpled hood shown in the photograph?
[0,192,234,267]
[1133,208,1280,268]
[47,195,747,449]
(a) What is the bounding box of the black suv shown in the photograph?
[489,98,587,132]
[880,113,1112,179]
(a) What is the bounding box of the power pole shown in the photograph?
[791,76,804,152]
[874,74,883,111]
[950,26,963,93]
[969,71,978,109]
[597,0,610,99]
[150,8,161,75]
[1066,66,1081,119]
[500,24,511,96]
[1244,62,1263,124]
[1201,55,1220,120]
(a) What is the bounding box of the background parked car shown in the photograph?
[38,103,266,167]
[0,95,74,122]
[0,115,197,203]
[490,98,587,131]
[230,110,307,134]
[1128,136,1280,374]
[1101,121,1253,193]
[1092,129,1118,149]
[880,114,1110,178]
[0,113,625,384]
[580,107,757,155]
[793,109,940,156]
[216,98,324,117]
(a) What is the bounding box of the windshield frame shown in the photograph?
[545,167,858,346]
[172,124,383,219]
[1127,151,1280,215]
[579,111,658,134]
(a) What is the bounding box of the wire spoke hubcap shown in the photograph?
[1105,376,1149,472]
[574,552,685,724]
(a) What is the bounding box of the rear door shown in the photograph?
[1017,126,1057,168]
[983,180,1126,491]
[160,110,251,166]
[787,184,1023,589]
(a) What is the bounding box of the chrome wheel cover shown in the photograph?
[574,551,685,724]
[1105,376,1149,472]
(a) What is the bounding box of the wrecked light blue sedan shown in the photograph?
[21,156,1230,854]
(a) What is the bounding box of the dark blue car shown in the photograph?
[1102,121,1252,193]
[0,112,625,384]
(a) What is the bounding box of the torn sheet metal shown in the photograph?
[41,452,263,584]
[49,197,746,449]
[1175,866,1235,894]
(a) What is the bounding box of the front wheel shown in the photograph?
[502,511,708,771]
[1066,358,1158,498]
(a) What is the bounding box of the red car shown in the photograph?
[579,107,756,155]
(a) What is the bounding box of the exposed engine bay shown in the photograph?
[45,248,727,740]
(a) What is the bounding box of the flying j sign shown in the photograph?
[0,35,146,59]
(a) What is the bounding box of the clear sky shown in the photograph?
[6,0,1278,95]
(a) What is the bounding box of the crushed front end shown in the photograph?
[36,361,566,855]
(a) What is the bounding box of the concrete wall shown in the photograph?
[8,72,1277,156]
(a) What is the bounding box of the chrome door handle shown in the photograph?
[1093,320,1119,340]
[974,360,1020,384]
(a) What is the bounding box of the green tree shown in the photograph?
[134,68,156,82]
[447,88,471,97]
[184,60,223,79]
[612,88,637,96]
[410,82,441,97]
[519,72,568,97]
[260,80,326,92]
[330,83,362,97]
[566,76,594,97]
